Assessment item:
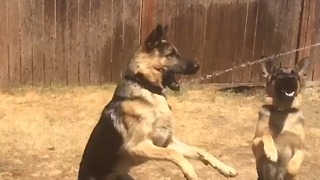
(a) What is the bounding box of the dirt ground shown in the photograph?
[0,85,319,180]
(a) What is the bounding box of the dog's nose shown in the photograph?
[186,61,200,74]
[193,63,200,71]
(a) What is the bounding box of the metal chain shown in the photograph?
[189,42,320,83]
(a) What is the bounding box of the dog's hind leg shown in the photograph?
[167,137,238,178]
[126,140,198,180]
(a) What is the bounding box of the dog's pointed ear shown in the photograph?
[144,24,164,52]
[295,57,310,76]
[261,56,275,78]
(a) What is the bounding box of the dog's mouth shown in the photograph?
[275,76,299,99]
[163,71,180,91]
[283,91,295,97]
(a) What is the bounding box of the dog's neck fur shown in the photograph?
[123,74,164,96]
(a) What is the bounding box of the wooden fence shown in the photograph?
[0,0,319,87]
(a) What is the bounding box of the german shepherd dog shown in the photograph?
[252,56,310,180]
[77,24,238,180]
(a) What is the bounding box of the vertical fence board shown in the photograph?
[100,0,113,84]
[279,0,301,68]
[163,0,177,43]
[250,0,265,82]
[55,0,68,85]
[0,0,9,87]
[310,0,320,81]
[202,2,218,83]
[174,0,195,81]
[191,0,207,79]
[89,0,101,84]
[254,0,283,82]
[67,0,79,85]
[297,0,317,81]
[20,0,33,86]
[306,0,317,81]
[111,0,124,82]
[8,0,20,87]
[44,0,55,86]
[240,0,257,83]
[174,0,194,58]
[297,0,311,61]
[232,0,249,83]
[32,0,45,86]
[155,0,165,24]
[123,0,141,68]
[141,0,155,42]
[213,1,234,83]
[78,0,90,85]
[297,0,320,81]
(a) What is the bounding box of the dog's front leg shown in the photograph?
[126,140,198,180]
[262,135,278,162]
[252,137,264,160]
[167,137,237,178]
[286,149,304,179]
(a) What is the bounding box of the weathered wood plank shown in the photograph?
[232,0,249,83]
[7,0,21,87]
[78,0,90,85]
[111,0,124,82]
[0,0,9,87]
[67,0,79,85]
[89,0,101,85]
[191,0,207,79]
[55,0,68,85]
[100,0,113,84]
[202,1,218,83]
[32,0,45,86]
[44,0,56,86]
[123,0,141,70]
[19,0,33,86]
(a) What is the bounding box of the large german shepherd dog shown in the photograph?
[252,56,310,180]
[78,24,238,180]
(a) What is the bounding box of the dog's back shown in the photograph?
[78,95,124,180]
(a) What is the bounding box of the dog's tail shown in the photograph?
[257,155,286,180]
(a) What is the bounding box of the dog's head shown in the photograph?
[127,24,200,91]
[261,56,310,102]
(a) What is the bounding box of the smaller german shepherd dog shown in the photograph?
[78,24,237,180]
[252,56,310,180]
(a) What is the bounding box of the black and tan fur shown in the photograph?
[78,24,238,180]
[252,56,310,180]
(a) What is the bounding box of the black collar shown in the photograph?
[262,104,298,113]
[123,74,164,96]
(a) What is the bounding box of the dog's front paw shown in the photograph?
[184,173,198,180]
[287,162,300,176]
[218,166,238,178]
[264,144,278,162]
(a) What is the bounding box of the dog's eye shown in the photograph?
[165,51,175,57]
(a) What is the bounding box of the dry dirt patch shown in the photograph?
[0,86,319,180]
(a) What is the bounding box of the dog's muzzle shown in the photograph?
[274,74,299,99]
[163,59,200,91]
[184,60,200,75]
[168,59,200,75]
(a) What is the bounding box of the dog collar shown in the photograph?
[123,74,164,96]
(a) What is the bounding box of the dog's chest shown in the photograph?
[150,94,174,146]
[268,111,305,150]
